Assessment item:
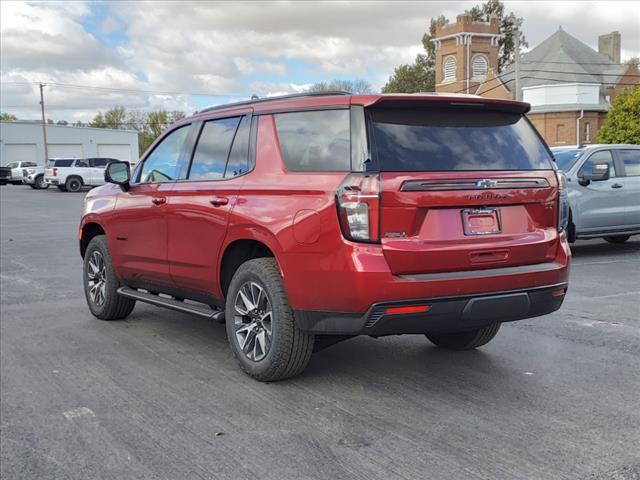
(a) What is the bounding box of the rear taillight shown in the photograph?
[336,173,380,242]
[52,168,58,177]
[556,170,569,232]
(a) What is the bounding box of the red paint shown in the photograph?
[80,93,570,317]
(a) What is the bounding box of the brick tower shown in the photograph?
[433,13,502,94]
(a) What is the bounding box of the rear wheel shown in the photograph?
[65,176,82,192]
[604,235,630,244]
[83,235,135,320]
[426,323,501,350]
[225,258,314,382]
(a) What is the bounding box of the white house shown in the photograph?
[0,121,139,166]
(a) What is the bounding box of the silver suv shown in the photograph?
[552,145,640,243]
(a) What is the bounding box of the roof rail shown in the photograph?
[198,91,351,114]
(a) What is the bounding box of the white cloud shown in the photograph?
[1,0,639,122]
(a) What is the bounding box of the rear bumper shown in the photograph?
[294,283,567,335]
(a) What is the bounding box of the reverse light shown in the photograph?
[336,173,380,242]
[556,170,569,232]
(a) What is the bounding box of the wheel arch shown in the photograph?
[219,238,280,298]
[80,222,106,258]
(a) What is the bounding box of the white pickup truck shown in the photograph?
[44,157,119,192]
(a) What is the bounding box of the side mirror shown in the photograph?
[579,163,609,186]
[105,161,130,190]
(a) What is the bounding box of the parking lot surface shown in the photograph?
[1,185,639,480]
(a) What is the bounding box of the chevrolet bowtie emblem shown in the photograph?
[476,179,498,189]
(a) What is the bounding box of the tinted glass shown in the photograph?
[369,108,554,171]
[274,110,350,171]
[7,162,18,168]
[75,159,89,168]
[225,116,250,178]
[552,149,584,171]
[53,159,74,167]
[581,150,616,178]
[89,158,109,167]
[23,162,37,167]
[140,125,190,183]
[619,149,640,176]
[189,117,240,181]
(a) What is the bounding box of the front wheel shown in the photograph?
[426,323,501,350]
[35,175,48,189]
[604,235,630,244]
[83,235,135,320]
[225,258,314,382]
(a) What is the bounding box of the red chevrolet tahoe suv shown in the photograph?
[79,92,570,381]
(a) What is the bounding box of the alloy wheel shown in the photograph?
[233,281,273,361]
[87,251,107,306]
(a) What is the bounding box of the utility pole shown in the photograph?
[514,30,521,101]
[39,83,49,166]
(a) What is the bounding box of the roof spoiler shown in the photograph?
[367,96,530,115]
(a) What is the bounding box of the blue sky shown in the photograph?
[1,1,639,122]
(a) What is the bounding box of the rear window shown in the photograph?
[53,159,74,167]
[274,110,350,171]
[368,108,553,171]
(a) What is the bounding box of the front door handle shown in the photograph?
[151,197,167,205]
[209,197,229,207]
[611,183,623,189]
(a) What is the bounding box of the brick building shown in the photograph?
[433,14,639,146]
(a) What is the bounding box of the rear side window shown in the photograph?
[189,117,241,181]
[618,149,640,176]
[225,116,251,178]
[369,108,554,171]
[89,158,109,167]
[581,150,617,178]
[53,159,73,167]
[274,110,350,171]
[75,159,89,168]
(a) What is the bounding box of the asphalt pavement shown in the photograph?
[1,185,639,480]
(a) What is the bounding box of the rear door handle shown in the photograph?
[151,197,166,205]
[209,197,229,207]
[611,183,623,189]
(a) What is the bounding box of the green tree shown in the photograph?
[90,106,127,129]
[597,86,640,144]
[383,1,526,93]
[0,112,18,121]
[307,79,373,94]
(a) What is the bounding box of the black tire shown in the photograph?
[225,258,314,382]
[604,235,630,244]
[83,235,135,320]
[426,323,501,350]
[57,185,67,192]
[35,175,48,189]
[65,176,82,192]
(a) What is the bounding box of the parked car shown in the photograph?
[45,157,117,192]
[79,92,570,381]
[551,144,640,243]
[22,162,54,189]
[1,161,38,185]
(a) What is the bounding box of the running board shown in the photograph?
[117,287,224,321]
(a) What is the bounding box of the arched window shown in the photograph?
[472,55,488,80]
[443,56,456,82]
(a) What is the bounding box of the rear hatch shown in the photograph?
[367,102,559,275]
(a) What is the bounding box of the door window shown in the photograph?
[225,115,251,178]
[188,117,240,181]
[618,149,640,176]
[140,125,190,183]
[75,159,89,168]
[580,150,617,178]
[89,158,109,167]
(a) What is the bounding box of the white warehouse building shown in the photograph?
[0,121,139,166]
